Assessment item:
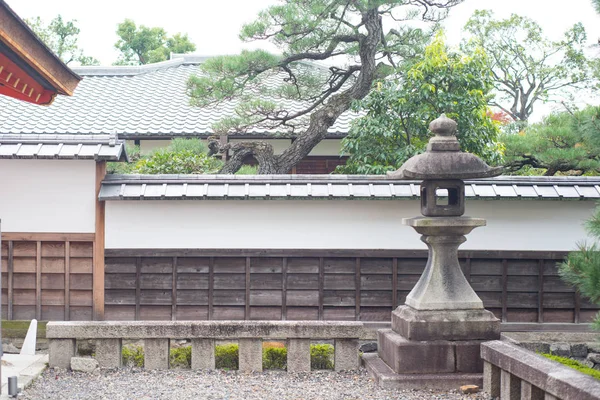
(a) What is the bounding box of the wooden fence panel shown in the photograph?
[101,249,599,325]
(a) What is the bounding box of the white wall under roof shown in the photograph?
[105,199,595,251]
[0,159,96,233]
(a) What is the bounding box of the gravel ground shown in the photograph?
[21,368,492,400]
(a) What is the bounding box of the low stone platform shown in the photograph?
[362,353,482,390]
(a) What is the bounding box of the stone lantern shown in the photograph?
[365,114,503,389]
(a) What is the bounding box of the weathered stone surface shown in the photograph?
[571,343,588,358]
[71,357,98,373]
[378,329,454,374]
[481,341,600,399]
[483,361,500,398]
[144,339,169,370]
[549,343,571,358]
[46,321,368,340]
[460,384,479,394]
[362,353,482,391]
[521,381,544,400]
[191,338,215,370]
[587,342,600,353]
[334,338,359,371]
[2,342,20,354]
[392,306,500,341]
[587,352,600,364]
[501,370,521,400]
[519,342,551,355]
[455,341,484,373]
[359,342,377,353]
[95,339,122,369]
[287,338,311,373]
[239,338,262,372]
[49,339,76,369]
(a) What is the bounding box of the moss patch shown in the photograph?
[2,320,47,339]
[541,353,600,380]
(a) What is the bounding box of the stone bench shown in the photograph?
[47,321,369,372]
[481,340,600,400]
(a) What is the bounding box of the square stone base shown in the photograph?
[377,329,484,374]
[363,353,482,390]
[392,305,500,341]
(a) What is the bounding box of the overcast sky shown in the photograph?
[7,0,600,120]
[8,0,600,65]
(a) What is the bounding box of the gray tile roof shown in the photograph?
[99,175,600,201]
[0,133,128,161]
[0,56,359,139]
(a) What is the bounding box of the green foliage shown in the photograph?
[115,19,196,65]
[462,10,592,122]
[339,34,502,174]
[310,344,334,370]
[503,106,600,176]
[541,353,600,380]
[25,15,98,65]
[593,0,600,13]
[215,344,239,370]
[235,165,258,175]
[560,204,600,330]
[170,346,192,368]
[133,139,222,174]
[263,345,287,370]
[122,345,144,367]
[107,144,141,174]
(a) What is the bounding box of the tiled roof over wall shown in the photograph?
[0,133,129,161]
[0,56,359,139]
[99,175,600,201]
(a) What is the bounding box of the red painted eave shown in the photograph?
[0,0,81,105]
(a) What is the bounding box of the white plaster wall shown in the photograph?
[308,139,344,156]
[139,139,174,154]
[0,159,96,233]
[105,199,595,251]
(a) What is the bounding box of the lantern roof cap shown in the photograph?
[388,114,502,180]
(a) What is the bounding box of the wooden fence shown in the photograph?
[1,234,95,321]
[102,249,599,324]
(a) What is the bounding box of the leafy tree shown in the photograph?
[462,10,592,122]
[593,0,600,13]
[187,0,463,174]
[503,106,600,176]
[25,15,99,65]
[559,205,600,330]
[115,19,196,65]
[338,35,502,174]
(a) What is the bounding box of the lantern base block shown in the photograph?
[391,305,500,342]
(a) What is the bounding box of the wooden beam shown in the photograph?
[36,241,41,320]
[65,241,70,321]
[93,161,106,320]
[172,257,177,321]
[105,248,569,260]
[2,232,94,242]
[7,240,13,320]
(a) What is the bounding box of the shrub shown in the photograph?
[541,353,600,380]
[263,343,287,370]
[215,344,239,370]
[170,346,192,368]
[559,205,600,330]
[310,344,334,370]
[122,345,144,367]
[235,165,258,175]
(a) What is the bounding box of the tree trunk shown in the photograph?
[215,9,383,174]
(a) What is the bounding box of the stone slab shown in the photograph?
[95,339,122,369]
[392,306,500,341]
[239,338,262,372]
[46,321,368,340]
[377,329,455,374]
[191,338,215,370]
[70,357,98,373]
[334,339,359,371]
[287,339,311,373]
[48,339,76,369]
[144,339,169,370]
[363,353,482,390]
[455,341,484,373]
